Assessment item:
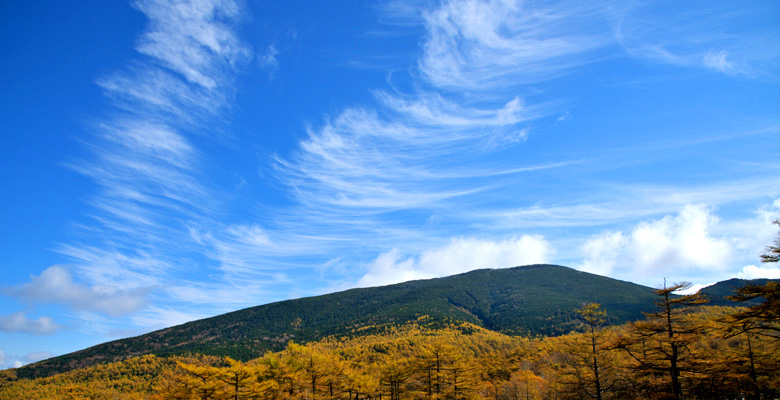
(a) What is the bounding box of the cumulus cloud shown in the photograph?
[735,264,780,280]
[631,205,730,272]
[727,200,780,260]
[577,205,732,281]
[578,231,626,276]
[358,236,555,287]
[0,312,61,335]
[10,266,149,317]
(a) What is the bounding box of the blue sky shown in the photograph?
[1,0,779,369]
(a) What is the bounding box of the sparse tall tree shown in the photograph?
[579,303,606,400]
[725,216,780,338]
[725,282,780,338]
[717,215,780,399]
[760,216,780,263]
[613,281,708,400]
[552,303,624,400]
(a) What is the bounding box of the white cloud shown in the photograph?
[190,223,295,278]
[359,249,424,287]
[24,351,55,364]
[259,44,280,75]
[489,179,780,230]
[52,0,254,329]
[419,0,611,90]
[703,50,736,74]
[613,2,778,77]
[735,265,780,280]
[0,312,61,335]
[224,224,272,247]
[358,236,554,287]
[57,246,169,289]
[631,205,730,272]
[132,0,252,89]
[10,266,149,317]
[577,205,732,282]
[131,306,211,331]
[276,0,609,215]
[376,92,539,130]
[0,349,55,369]
[278,106,505,210]
[579,231,626,276]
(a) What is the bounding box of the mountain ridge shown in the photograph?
[15,264,773,379]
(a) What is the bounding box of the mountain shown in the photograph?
[13,265,685,378]
[699,278,777,306]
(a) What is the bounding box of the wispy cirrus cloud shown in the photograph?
[259,44,280,77]
[10,0,778,345]
[613,1,780,77]
[275,0,608,213]
[11,0,255,328]
[273,0,779,289]
[132,0,251,90]
[480,177,780,230]
[418,0,614,91]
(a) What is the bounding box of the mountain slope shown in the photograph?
[18,264,662,378]
[699,278,777,306]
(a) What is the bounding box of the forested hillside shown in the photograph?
[699,278,776,306]
[3,295,778,399]
[16,265,777,381]
[16,265,665,378]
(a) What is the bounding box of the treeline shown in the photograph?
[155,283,780,400]
[15,264,670,380]
[3,282,777,400]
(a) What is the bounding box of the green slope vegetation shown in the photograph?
[16,265,666,378]
[699,278,776,306]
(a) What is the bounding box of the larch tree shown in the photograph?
[217,358,256,400]
[760,216,780,263]
[717,215,780,399]
[725,216,780,338]
[175,361,223,400]
[613,281,708,400]
[557,303,614,400]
